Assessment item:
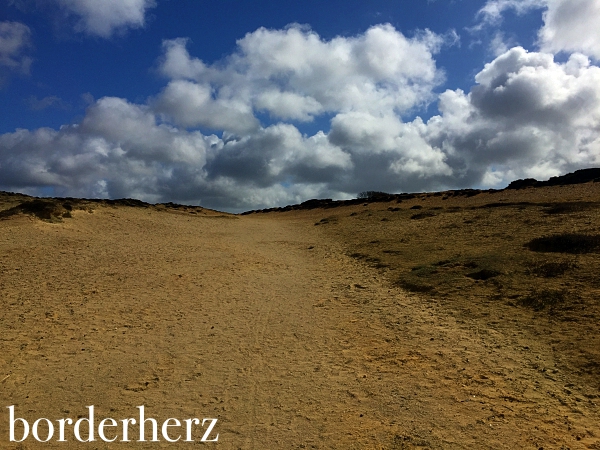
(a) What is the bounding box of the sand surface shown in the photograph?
[1,202,599,448]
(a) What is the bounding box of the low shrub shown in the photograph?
[525,234,600,254]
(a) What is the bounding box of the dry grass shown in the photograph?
[297,182,600,391]
[308,186,600,309]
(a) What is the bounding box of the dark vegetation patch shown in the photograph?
[442,223,460,229]
[466,269,501,281]
[410,212,436,220]
[543,202,598,215]
[434,259,454,267]
[525,234,600,254]
[0,197,164,222]
[242,193,418,214]
[528,260,575,278]
[357,191,390,200]
[0,193,214,222]
[506,168,600,190]
[409,205,423,210]
[105,198,151,208]
[410,265,439,276]
[461,189,484,198]
[314,217,336,226]
[434,259,471,269]
[0,199,81,223]
[477,201,535,209]
[239,168,599,214]
[349,252,389,269]
[395,280,435,293]
[519,289,568,311]
[441,189,486,198]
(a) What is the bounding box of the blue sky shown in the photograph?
[1,0,599,211]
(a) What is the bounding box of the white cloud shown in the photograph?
[0,97,214,200]
[157,24,445,123]
[0,21,32,83]
[488,31,512,57]
[477,0,600,60]
[154,80,260,134]
[255,89,323,122]
[55,0,156,37]
[425,46,600,186]
[207,124,353,187]
[0,95,355,210]
[2,24,600,211]
[475,0,547,27]
[538,0,600,59]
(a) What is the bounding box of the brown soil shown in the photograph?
[1,184,599,449]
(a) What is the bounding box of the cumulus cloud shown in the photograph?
[538,0,600,59]
[426,47,600,186]
[154,80,260,134]
[477,0,600,60]
[0,97,214,200]
[156,24,445,123]
[0,21,32,84]
[0,96,355,209]
[55,0,156,37]
[1,24,600,211]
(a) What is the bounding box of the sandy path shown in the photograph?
[1,207,598,448]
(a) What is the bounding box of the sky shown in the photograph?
[1,0,600,212]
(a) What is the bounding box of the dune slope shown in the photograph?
[1,192,599,448]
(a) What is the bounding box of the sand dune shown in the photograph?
[1,185,599,448]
